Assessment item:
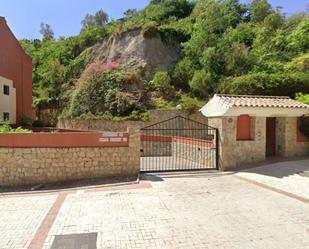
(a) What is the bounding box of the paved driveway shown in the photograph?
[0,159,308,249]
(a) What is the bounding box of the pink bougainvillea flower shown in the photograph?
[75,60,121,88]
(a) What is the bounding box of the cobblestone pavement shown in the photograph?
[0,159,308,249]
[235,158,309,199]
[0,195,57,249]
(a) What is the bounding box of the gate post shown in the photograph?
[127,126,141,175]
[216,128,219,170]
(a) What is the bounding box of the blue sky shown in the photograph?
[0,0,307,40]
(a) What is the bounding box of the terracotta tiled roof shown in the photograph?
[216,94,309,109]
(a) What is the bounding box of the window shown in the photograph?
[237,115,253,140]
[297,117,309,142]
[3,85,9,95]
[3,112,9,121]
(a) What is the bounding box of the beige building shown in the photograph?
[200,94,309,170]
[0,75,16,124]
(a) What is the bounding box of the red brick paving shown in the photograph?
[27,192,70,249]
[234,175,309,204]
[85,180,152,193]
[25,181,151,249]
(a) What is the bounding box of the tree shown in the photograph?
[81,9,109,28]
[124,9,138,21]
[189,70,213,97]
[288,17,309,52]
[172,58,196,89]
[286,53,309,72]
[285,12,306,31]
[39,23,54,41]
[220,72,309,97]
[19,0,309,121]
[225,43,251,76]
[263,12,284,30]
[151,71,174,98]
[221,0,247,28]
[42,59,67,103]
[250,0,272,23]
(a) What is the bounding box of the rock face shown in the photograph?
[87,28,181,77]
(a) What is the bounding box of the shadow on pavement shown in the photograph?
[235,157,309,178]
[0,176,138,194]
[141,170,234,181]
[140,174,164,182]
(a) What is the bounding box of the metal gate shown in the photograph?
[140,116,218,172]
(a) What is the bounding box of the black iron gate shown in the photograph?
[140,116,218,172]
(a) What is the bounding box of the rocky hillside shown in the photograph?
[87,28,180,79]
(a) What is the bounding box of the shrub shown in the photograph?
[68,61,132,117]
[114,92,140,116]
[180,95,204,114]
[32,119,46,128]
[78,111,149,121]
[296,93,309,105]
[0,122,11,133]
[299,117,309,137]
[0,122,32,133]
[172,58,195,89]
[151,71,175,98]
[142,21,159,38]
[140,111,150,122]
[288,17,309,52]
[220,72,309,97]
[189,70,213,98]
[128,111,150,121]
[286,53,309,72]
[19,115,33,126]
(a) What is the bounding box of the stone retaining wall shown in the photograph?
[209,116,309,171]
[276,117,309,157]
[57,110,208,131]
[0,128,140,187]
[172,139,216,168]
[209,117,266,170]
[141,141,172,157]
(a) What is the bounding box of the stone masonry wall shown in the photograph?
[172,141,216,169]
[234,117,266,167]
[57,110,208,131]
[209,117,266,170]
[276,117,286,156]
[141,141,172,157]
[0,128,140,187]
[277,117,309,157]
[210,116,309,171]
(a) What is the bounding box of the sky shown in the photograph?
[0,0,308,40]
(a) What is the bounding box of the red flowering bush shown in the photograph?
[75,60,121,89]
[68,60,144,117]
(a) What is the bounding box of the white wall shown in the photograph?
[0,76,16,124]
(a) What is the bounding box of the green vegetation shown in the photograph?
[32,119,46,128]
[150,71,175,99]
[0,122,32,133]
[21,0,309,122]
[296,93,309,104]
[66,61,148,118]
[180,95,204,114]
[76,111,150,122]
[21,24,108,109]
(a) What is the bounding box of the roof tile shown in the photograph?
[217,94,309,109]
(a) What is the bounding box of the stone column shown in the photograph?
[282,117,309,157]
[127,126,141,176]
[208,117,237,171]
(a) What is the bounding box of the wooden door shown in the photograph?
[266,117,276,157]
